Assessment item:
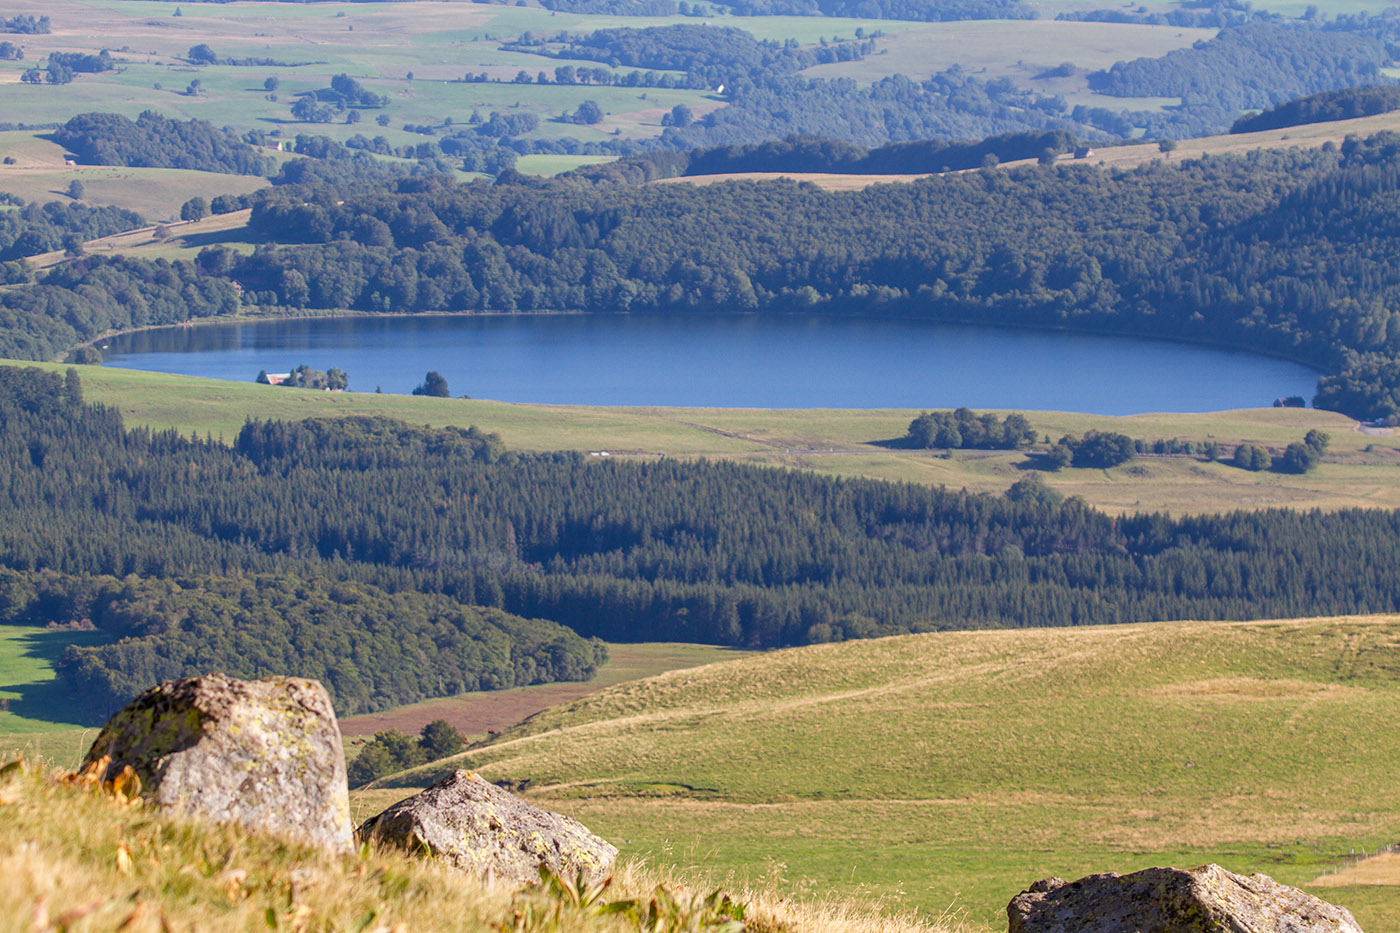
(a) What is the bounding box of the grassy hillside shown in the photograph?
[14,362,1399,515]
[0,131,268,220]
[0,757,962,933]
[403,616,1400,930]
[0,642,745,769]
[669,107,1400,189]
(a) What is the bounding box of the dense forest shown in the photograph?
[32,573,606,718]
[0,198,142,263]
[1088,23,1392,135]
[0,256,239,362]
[536,0,1034,19]
[1230,85,1400,134]
[518,24,876,83]
[216,140,1400,417]
[663,130,1081,176]
[51,111,277,176]
[15,129,1400,416]
[5,367,1400,720]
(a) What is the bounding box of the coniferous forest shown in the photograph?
[5,368,1400,717]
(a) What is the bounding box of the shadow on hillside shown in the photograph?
[868,436,919,449]
[179,228,263,250]
[3,628,112,728]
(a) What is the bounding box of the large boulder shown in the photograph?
[83,673,353,854]
[357,769,617,885]
[1007,863,1364,933]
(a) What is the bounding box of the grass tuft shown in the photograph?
[0,754,962,933]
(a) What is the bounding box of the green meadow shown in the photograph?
[403,615,1400,930]
[11,361,1398,515]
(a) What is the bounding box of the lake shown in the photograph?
[100,313,1321,414]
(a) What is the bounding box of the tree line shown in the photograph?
[13,133,1400,417]
[1231,85,1400,134]
[5,367,1400,716]
[216,140,1400,418]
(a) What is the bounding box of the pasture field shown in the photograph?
[27,207,260,269]
[0,0,899,157]
[671,108,1400,189]
[0,641,745,768]
[0,625,114,734]
[12,361,1398,515]
[0,761,966,933]
[0,0,1356,180]
[801,19,1215,88]
[340,642,749,740]
[0,131,267,219]
[380,615,1400,930]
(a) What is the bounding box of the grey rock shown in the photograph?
[84,673,352,854]
[357,769,617,884]
[1008,863,1364,933]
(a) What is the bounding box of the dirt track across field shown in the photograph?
[339,643,747,739]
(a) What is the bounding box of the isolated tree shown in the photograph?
[1004,474,1064,508]
[1158,138,1178,156]
[264,75,280,92]
[375,113,390,127]
[66,179,84,200]
[64,367,83,403]
[1072,431,1135,468]
[1233,443,1272,471]
[572,100,604,124]
[665,103,693,127]
[1279,441,1318,474]
[180,197,208,222]
[187,43,217,64]
[46,61,73,85]
[412,371,450,397]
[418,720,465,759]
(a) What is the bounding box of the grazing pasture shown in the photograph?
[14,363,1398,515]
[433,615,1400,929]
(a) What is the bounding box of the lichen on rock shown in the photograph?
[83,673,353,854]
[1007,863,1365,933]
[357,769,617,885]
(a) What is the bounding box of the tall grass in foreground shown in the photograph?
[0,756,970,933]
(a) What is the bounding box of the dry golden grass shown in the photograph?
[436,616,1400,928]
[0,756,967,933]
[1311,852,1400,887]
[801,20,1216,85]
[29,209,257,271]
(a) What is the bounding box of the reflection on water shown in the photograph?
[102,313,1321,414]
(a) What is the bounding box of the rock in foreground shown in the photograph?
[84,673,353,854]
[1008,863,1364,933]
[358,769,617,885]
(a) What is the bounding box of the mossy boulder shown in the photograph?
[83,673,353,854]
[357,769,617,884]
[1007,863,1364,933]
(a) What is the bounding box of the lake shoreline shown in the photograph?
[97,308,1324,415]
[85,304,1330,378]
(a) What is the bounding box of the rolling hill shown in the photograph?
[386,615,1400,929]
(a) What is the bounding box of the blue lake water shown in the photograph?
[100,313,1320,414]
